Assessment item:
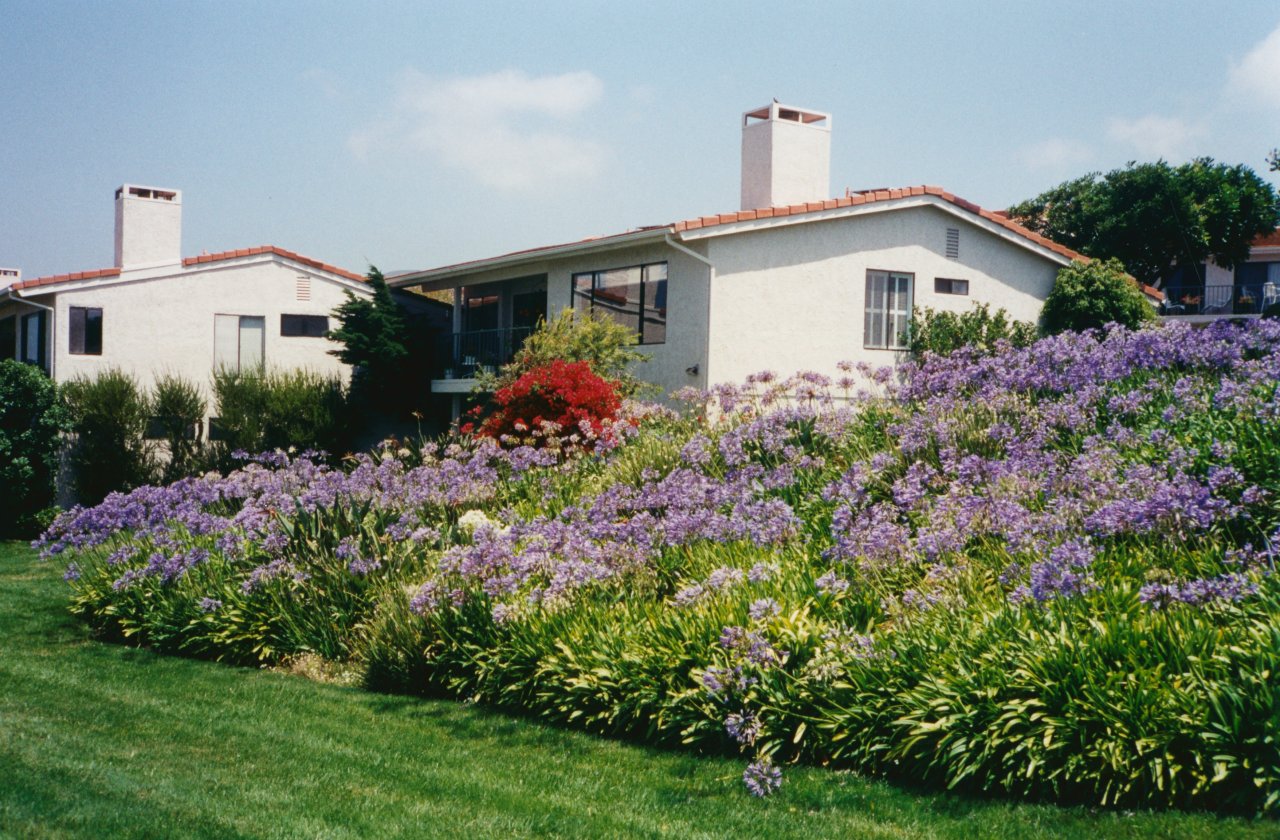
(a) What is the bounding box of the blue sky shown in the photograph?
[2,1,1278,280]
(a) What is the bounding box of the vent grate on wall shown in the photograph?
[295,275,311,301]
[945,228,960,260]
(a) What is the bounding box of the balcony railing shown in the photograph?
[436,326,534,379]
[1161,283,1278,317]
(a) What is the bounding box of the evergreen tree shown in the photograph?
[328,267,409,413]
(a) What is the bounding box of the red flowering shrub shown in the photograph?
[465,360,621,450]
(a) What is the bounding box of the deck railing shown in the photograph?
[436,326,534,379]
[1161,283,1277,317]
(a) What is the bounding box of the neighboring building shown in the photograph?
[0,185,373,404]
[1160,227,1280,320]
[390,102,1088,411]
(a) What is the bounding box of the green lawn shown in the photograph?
[1,542,1273,840]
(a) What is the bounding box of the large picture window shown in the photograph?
[69,306,103,355]
[571,262,667,344]
[864,270,913,350]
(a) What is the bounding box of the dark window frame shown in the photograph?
[0,315,15,361]
[20,311,47,370]
[280,313,329,338]
[934,278,970,296]
[69,306,104,355]
[570,260,667,345]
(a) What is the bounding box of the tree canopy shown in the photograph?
[1007,159,1279,287]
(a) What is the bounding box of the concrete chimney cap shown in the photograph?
[114,184,181,202]
[742,102,830,128]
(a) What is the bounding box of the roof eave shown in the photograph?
[675,194,1078,267]
[388,228,672,289]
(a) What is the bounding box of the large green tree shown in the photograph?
[1008,159,1279,287]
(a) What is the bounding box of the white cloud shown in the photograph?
[350,68,607,189]
[1018,137,1093,170]
[1106,115,1204,160]
[1227,23,1280,110]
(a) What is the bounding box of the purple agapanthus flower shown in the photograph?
[743,760,783,797]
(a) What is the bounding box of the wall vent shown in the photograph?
[945,228,960,260]
[295,275,311,301]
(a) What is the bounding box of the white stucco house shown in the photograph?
[0,185,372,406]
[389,102,1090,410]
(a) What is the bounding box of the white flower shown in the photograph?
[457,509,495,534]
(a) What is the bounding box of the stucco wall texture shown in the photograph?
[47,257,361,400]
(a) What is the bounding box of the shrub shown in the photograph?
[907,303,1038,359]
[468,359,621,450]
[476,308,651,398]
[1041,258,1157,334]
[62,369,154,505]
[151,374,207,484]
[212,368,349,463]
[0,360,70,536]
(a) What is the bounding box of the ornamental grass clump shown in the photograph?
[43,319,1280,813]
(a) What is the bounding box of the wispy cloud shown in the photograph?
[349,69,607,189]
[1226,23,1280,110]
[1106,115,1204,160]
[1018,137,1093,171]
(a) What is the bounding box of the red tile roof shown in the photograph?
[672,185,1089,263]
[1252,227,1280,249]
[8,267,121,292]
[395,185,1088,285]
[9,246,363,293]
[182,245,364,282]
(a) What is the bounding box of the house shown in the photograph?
[390,103,1087,413]
[0,185,374,408]
[1159,227,1280,320]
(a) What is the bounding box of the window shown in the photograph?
[571,261,667,344]
[0,316,14,361]
[281,314,328,337]
[934,278,969,296]
[214,314,265,372]
[864,270,913,350]
[463,294,500,332]
[20,311,46,370]
[69,306,103,354]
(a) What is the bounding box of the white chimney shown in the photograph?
[740,103,831,211]
[114,184,182,268]
[0,267,19,287]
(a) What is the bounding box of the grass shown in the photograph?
[1,541,1274,839]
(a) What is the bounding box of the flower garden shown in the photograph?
[38,320,1280,814]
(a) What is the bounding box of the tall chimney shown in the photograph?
[740,103,831,211]
[114,185,182,268]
